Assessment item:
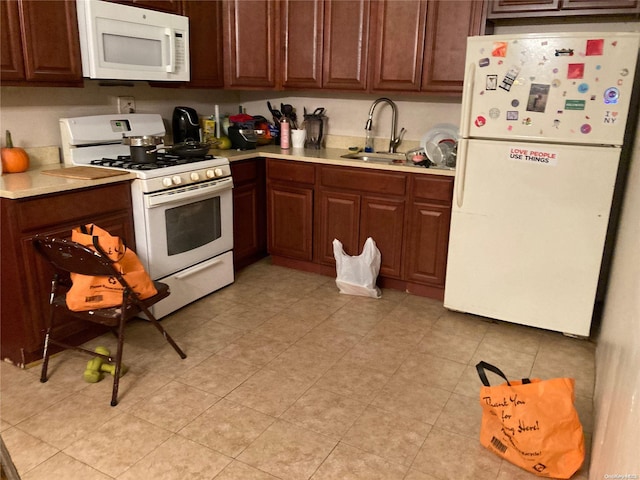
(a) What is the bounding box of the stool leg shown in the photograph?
[40,275,58,384]
[110,314,127,407]
[139,304,187,359]
[40,329,51,383]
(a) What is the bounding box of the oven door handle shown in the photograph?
[145,178,233,208]
[174,257,223,279]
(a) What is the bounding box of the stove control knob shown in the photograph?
[214,168,224,177]
[190,172,200,181]
[172,175,182,185]
[162,177,173,187]
[206,169,216,179]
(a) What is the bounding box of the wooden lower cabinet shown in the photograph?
[0,182,135,367]
[265,159,453,300]
[404,174,454,297]
[231,158,267,270]
[316,189,360,265]
[266,159,315,261]
[360,196,405,278]
[405,201,451,287]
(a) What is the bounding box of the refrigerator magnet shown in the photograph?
[586,39,604,56]
[567,63,585,79]
[492,42,508,57]
[486,75,498,90]
[526,84,550,113]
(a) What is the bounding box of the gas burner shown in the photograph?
[91,153,215,171]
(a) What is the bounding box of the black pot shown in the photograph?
[122,135,165,163]
[130,145,159,163]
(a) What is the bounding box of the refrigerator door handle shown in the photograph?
[460,62,475,138]
[455,138,468,209]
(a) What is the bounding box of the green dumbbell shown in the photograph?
[82,346,111,383]
[100,362,128,378]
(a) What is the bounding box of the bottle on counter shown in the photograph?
[280,117,291,150]
[364,130,374,153]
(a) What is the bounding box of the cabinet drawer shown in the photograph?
[320,166,406,196]
[15,182,132,232]
[412,175,454,203]
[231,158,263,185]
[267,159,315,185]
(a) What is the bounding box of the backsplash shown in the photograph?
[0,81,461,152]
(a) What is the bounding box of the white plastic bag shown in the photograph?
[333,237,382,298]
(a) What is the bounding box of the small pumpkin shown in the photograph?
[1,130,30,173]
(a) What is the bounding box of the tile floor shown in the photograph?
[1,258,594,480]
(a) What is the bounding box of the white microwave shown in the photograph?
[76,0,189,82]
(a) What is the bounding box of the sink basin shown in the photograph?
[340,152,408,165]
[340,151,454,170]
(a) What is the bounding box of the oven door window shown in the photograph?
[165,197,221,255]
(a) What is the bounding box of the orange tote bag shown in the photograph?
[66,224,157,311]
[476,361,585,478]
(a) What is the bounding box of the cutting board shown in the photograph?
[41,166,130,180]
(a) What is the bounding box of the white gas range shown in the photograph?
[60,113,234,318]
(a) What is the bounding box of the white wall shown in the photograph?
[591,119,640,477]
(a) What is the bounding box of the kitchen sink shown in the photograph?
[340,152,409,165]
[340,151,455,170]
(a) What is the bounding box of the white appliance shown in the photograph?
[76,0,189,82]
[60,114,234,318]
[445,32,640,337]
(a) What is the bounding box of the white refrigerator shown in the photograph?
[444,32,640,337]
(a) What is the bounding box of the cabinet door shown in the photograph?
[405,201,451,287]
[488,0,639,16]
[560,0,639,11]
[267,184,314,261]
[282,0,323,89]
[223,0,277,88]
[316,189,360,265]
[360,196,405,279]
[422,0,484,94]
[369,0,427,92]
[231,159,267,269]
[323,0,370,90]
[184,0,224,88]
[488,0,560,14]
[1,0,25,81]
[19,0,82,84]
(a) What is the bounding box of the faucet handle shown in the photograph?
[390,127,406,152]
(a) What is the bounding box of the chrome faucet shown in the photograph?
[365,97,405,153]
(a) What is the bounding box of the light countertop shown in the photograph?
[1,146,454,200]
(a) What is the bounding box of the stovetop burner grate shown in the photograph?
[91,153,215,171]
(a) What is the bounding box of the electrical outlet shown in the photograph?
[117,96,136,114]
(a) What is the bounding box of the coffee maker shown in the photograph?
[172,106,200,144]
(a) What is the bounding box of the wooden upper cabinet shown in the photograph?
[1,0,25,81]
[1,0,82,86]
[560,0,639,11]
[282,0,371,91]
[223,0,277,88]
[489,0,560,14]
[322,0,370,90]
[369,0,427,92]
[488,0,639,17]
[127,0,182,13]
[421,0,484,94]
[184,0,224,88]
[282,0,324,89]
